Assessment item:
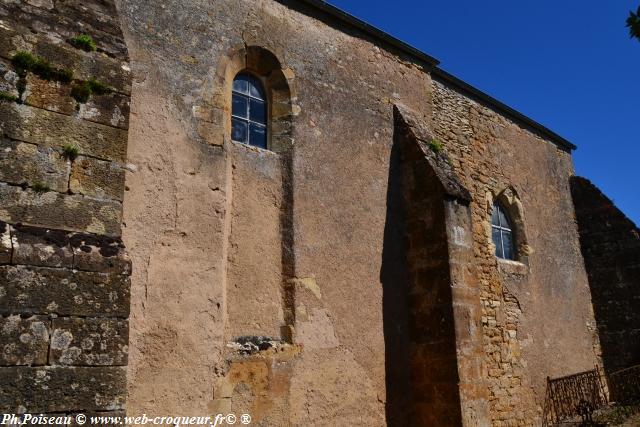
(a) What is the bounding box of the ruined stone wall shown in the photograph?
[431,78,600,425]
[0,0,131,415]
[570,176,640,374]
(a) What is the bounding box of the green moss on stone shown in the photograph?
[32,182,51,193]
[428,139,444,153]
[11,51,73,83]
[71,82,92,103]
[0,92,18,103]
[70,34,97,52]
[71,79,113,104]
[62,144,80,161]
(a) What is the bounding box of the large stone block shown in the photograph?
[24,75,130,130]
[0,138,69,193]
[50,318,128,366]
[0,103,128,162]
[12,225,74,268]
[0,265,130,317]
[77,93,130,130]
[70,233,130,274]
[8,224,129,273]
[0,315,50,366]
[34,37,131,94]
[23,74,76,116]
[70,156,125,201]
[0,366,126,412]
[0,183,122,236]
[0,25,130,94]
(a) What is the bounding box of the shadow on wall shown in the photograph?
[380,133,412,427]
[381,107,466,426]
[570,176,640,374]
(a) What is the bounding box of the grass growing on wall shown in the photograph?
[0,92,18,103]
[62,144,80,161]
[31,182,51,193]
[71,79,113,104]
[11,51,73,83]
[428,139,444,153]
[70,34,97,52]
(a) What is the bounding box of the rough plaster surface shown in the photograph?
[119,46,226,413]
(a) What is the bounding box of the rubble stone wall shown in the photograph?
[431,78,600,426]
[0,0,131,416]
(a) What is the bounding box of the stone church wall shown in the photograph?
[0,0,132,416]
[117,0,602,424]
[0,0,616,426]
[431,78,601,425]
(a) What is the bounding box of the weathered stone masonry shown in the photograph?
[0,0,131,415]
[431,77,600,426]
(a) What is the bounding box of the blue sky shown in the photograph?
[330,0,640,225]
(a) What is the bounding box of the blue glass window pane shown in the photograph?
[491,203,515,260]
[502,230,513,260]
[491,208,500,226]
[232,94,248,119]
[492,227,503,258]
[498,208,509,229]
[250,99,266,123]
[249,124,267,149]
[231,118,248,143]
[249,79,265,100]
[233,75,249,94]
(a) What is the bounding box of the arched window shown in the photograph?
[492,203,515,260]
[231,73,267,149]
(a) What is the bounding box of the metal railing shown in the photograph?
[542,368,607,427]
[542,365,640,426]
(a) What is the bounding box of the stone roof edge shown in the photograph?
[292,0,577,152]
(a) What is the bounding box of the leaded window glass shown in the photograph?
[231,73,267,149]
[492,203,515,260]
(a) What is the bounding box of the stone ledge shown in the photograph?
[0,265,130,317]
[497,259,529,277]
[0,366,126,412]
[7,223,130,273]
[0,183,122,236]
